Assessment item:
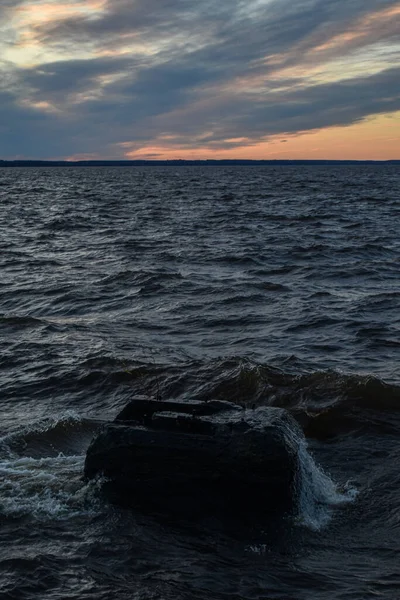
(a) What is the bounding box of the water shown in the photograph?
[0,165,399,599]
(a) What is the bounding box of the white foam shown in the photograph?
[282,421,357,531]
[246,544,269,554]
[0,453,105,520]
[297,437,357,530]
[0,414,105,521]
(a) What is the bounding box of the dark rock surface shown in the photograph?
[85,398,302,516]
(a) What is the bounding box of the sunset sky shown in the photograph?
[1,0,399,160]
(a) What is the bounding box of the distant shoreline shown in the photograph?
[0,159,399,167]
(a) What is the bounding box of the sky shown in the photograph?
[1,0,399,160]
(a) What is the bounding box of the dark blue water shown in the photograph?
[0,165,399,599]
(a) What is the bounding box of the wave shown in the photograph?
[43,216,92,231]
[252,281,290,292]
[0,399,359,529]
[2,413,103,458]
[98,269,184,288]
[0,414,105,520]
[0,386,362,532]
[0,359,397,525]
[61,357,400,437]
[4,350,398,441]
[141,359,400,439]
[0,315,44,329]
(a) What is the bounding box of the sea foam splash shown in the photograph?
[0,414,105,520]
[283,421,358,531]
[0,410,356,527]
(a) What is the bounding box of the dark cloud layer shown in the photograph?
[1,0,399,158]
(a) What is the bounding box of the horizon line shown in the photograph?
[1,158,399,167]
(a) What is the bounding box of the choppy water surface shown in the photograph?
[0,165,399,599]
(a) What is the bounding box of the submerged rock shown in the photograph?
[84,398,302,516]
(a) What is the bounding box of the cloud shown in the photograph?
[119,65,400,145]
[0,0,399,158]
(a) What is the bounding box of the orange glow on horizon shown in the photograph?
[121,112,400,161]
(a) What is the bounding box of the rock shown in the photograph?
[84,398,301,516]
